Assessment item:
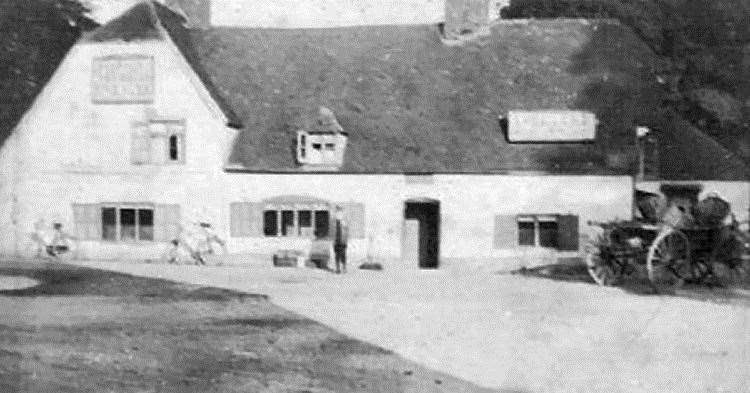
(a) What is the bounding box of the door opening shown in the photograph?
[403,200,440,269]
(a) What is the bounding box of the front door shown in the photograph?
[402,201,440,268]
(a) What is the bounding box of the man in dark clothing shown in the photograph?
[333,205,348,274]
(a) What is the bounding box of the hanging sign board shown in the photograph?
[91,55,154,104]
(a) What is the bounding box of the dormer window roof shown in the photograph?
[505,110,598,142]
[296,107,348,170]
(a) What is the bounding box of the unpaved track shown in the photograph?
[73,260,750,393]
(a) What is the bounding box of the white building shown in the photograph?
[0,1,747,269]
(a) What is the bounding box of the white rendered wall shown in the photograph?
[218,173,634,269]
[5,35,236,259]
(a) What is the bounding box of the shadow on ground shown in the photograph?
[0,259,265,301]
[0,259,517,393]
[511,259,750,307]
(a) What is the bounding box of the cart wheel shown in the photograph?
[647,228,691,288]
[585,236,622,286]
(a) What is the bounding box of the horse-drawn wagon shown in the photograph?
[585,189,750,289]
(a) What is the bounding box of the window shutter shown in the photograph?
[230,202,262,237]
[230,202,251,237]
[130,126,151,164]
[343,202,365,239]
[493,215,517,249]
[72,204,101,240]
[556,214,580,251]
[154,204,181,242]
[248,202,263,237]
[150,134,167,165]
[296,130,307,163]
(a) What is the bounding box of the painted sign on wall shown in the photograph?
[91,55,154,104]
[507,110,598,142]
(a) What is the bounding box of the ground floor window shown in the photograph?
[230,198,363,240]
[263,208,330,239]
[102,205,154,242]
[517,215,558,248]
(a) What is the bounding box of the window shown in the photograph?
[101,206,154,242]
[131,120,185,165]
[264,210,278,236]
[138,209,154,240]
[262,207,330,239]
[517,215,558,248]
[298,210,312,236]
[299,134,307,159]
[281,210,294,236]
[102,207,117,241]
[538,218,558,248]
[120,208,137,240]
[168,134,180,161]
[517,216,535,246]
[314,210,330,238]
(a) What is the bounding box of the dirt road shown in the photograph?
[74,260,750,393]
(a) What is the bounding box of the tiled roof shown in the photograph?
[63,2,750,178]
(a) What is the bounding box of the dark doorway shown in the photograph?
[403,200,440,269]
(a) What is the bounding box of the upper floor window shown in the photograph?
[131,120,186,165]
[504,110,597,143]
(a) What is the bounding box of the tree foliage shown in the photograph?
[503,0,750,162]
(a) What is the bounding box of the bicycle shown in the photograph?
[160,221,227,265]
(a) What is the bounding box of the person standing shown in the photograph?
[333,205,348,274]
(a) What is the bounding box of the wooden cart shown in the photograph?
[585,217,749,288]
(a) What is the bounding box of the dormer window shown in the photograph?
[504,110,598,142]
[295,107,348,170]
[296,131,347,169]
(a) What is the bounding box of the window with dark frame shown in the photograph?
[102,207,117,241]
[263,210,278,236]
[262,206,330,239]
[538,218,558,248]
[517,215,559,248]
[517,216,535,246]
[101,206,154,242]
[298,210,312,236]
[168,134,180,161]
[120,208,137,241]
[138,209,154,241]
[281,210,294,237]
[314,210,330,238]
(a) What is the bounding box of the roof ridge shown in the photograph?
[82,0,165,43]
